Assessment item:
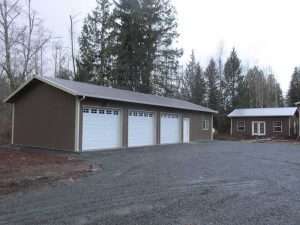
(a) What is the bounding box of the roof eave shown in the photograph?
[228,115,294,118]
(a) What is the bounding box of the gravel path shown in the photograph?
[1,141,300,225]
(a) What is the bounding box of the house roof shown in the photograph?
[4,76,217,114]
[228,107,298,118]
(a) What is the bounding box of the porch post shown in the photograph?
[230,118,233,136]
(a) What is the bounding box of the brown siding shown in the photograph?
[79,98,213,151]
[231,117,292,138]
[13,81,76,151]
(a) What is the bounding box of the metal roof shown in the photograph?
[4,76,217,114]
[228,107,298,118]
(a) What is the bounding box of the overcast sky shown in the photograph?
[31,0,300,93]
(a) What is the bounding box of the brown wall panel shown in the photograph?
[231,117,292,138]
[13,81,76,151]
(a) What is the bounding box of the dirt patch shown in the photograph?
[0,147,96,195]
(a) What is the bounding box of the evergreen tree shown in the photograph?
[224,48,242,111]
[181,51,206,105]
[191,63,206,106]
[287,67,300,106]
[77,0,112,85]
[205,58,219,110]
[181,51,197,99]
[76,18,95,82]
[111,0,181,94]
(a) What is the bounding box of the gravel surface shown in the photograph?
[1,141,300,225]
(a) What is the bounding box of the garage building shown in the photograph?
[4,77,217,152]
[228,107,298,139]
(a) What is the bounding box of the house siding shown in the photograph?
[79,98,213,151]
[231,116,296,138]
[13,80,76,151]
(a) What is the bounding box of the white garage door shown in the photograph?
[82,107,121,151]
[128,111,156,147]
[160,113,181,144]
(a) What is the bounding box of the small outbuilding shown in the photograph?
[4,77,217,152]
[228,107,299,139]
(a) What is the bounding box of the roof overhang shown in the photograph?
[228,108,298,118]
[228,115,293,118]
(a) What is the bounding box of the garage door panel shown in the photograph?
[82,108,121,151]
[160,113,181,144]
[128,111,155,147]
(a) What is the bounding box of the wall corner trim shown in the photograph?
[74,97,81,152]
[211,114,214,141]
[230,118,233,136]
[11,104,15,145]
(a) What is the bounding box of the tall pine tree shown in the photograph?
[224,48,242,111]
[287,67,300,106]
[205,58,219,110]
[181,51,206,105]
[191,63,206,106]
[111,0,181,94]
[181,51,197,99]
[77,0,113,85]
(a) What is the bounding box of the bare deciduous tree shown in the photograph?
[0,0,50,91]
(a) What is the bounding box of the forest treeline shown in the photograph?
[0,0,299,142]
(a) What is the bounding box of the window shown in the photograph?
[202,120,209,130]
[91,109,97,114]
[83,108,89,113]
[99,110,105,114]
[273,121,282,132]
[113,111,119,115]
[237,120,245,132]
[106,110,112,115]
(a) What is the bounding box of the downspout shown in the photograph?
[75,96,86,153]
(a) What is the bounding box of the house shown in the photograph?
[228,107,298,139]
[4,77,217,152]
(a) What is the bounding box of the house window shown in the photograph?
[202,120,209,130]
[273,121,282,132]
[237,120,245,132]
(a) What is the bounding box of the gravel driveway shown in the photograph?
[1,141,300,225]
